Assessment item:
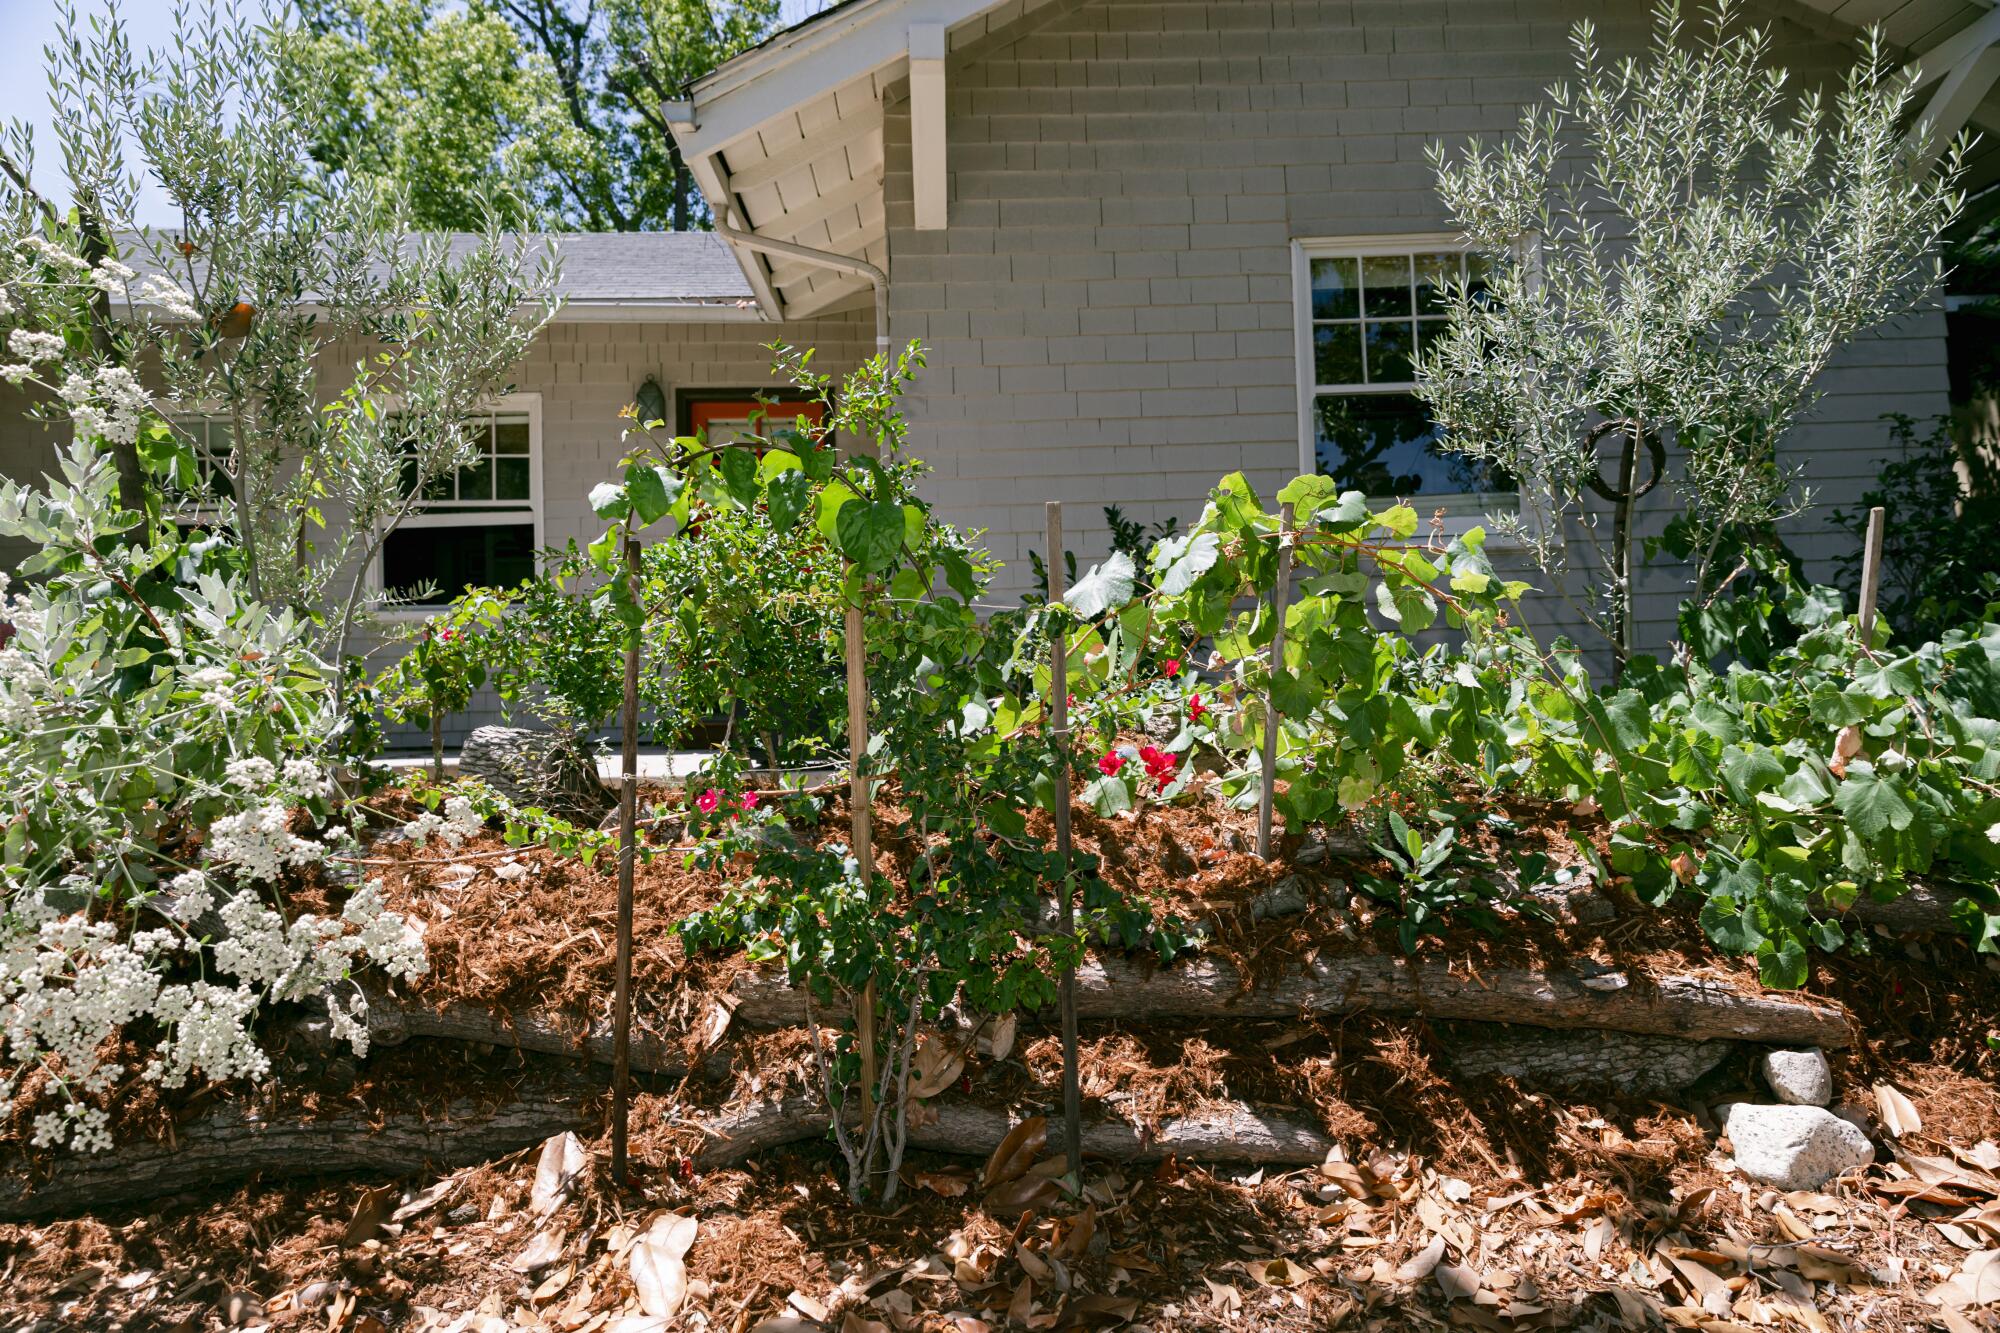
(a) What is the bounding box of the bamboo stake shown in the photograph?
[844,578,879,1161]
[1045,501,1083,1182]
[1256,503,1294,861]
[610,534,641,1184]
[429,709,444,784]
[1857,504,1886,642]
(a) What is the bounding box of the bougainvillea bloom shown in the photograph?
[1098,751,1126,776]
[739,791,760,811]
[1162,657,1181,677]
[1188,694,1208,723]
[1138,744,1177,788]
[695,788,721,814]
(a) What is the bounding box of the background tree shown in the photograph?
[1416,0,1963,668]
[290,0,783,231]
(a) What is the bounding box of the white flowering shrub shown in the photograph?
[0,438,475,1154]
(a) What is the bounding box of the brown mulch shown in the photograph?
[3,775,2000,1331]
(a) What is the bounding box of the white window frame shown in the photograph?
[1291,233,1525,539]
[375,392,545,615]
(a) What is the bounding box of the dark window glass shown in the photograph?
[382,523,536,603]
[1362,254,1412,317]
[1413,251,1458,316]
[1364,320,1415,383]
[1310,256,1358,320]
[496,456,532,501]
[1313,323,1363,386]
[1312,393,1513,506]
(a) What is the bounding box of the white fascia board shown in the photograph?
[550,301,765,323]
[674,0,997,162]
[687,150,786,321]
[1906,6,2000,94]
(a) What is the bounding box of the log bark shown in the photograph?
[0,1092,591,1221]
[730,954,1852,1048]
[1,1091,1334,1219]
[1438,1026,1736,1098]
[355,990,690,1078]
[1825,880,1976,935]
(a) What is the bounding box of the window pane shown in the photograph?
[495,420,530,455]
[1314,324,1363,386]
[1415,317,1449,365]
[496,456,532,501]
[1313,392,1513,505]
[421,471,453,502]
[1310,256,1359,320]
[457,456,494,501]
[1467,252,1493,304]
[1364,320,1415,384]
[1414,252,1458,316]
[382,523,537,603]
[1362,255,1411,318]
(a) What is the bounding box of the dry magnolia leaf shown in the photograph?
[343,1183,397,1248]
[1395,1236,1447,1283]
[511,1227,567,1275]
[628,1214,696,1319]
[1875,1083,1923,1139]
[983,1115,1047,1189]
[532,1132,590,1216]
[1932,1250,2000,1309]
[913,1168,973,1198]
[1435,1262,1482,1302]
[981,1013,1017,1062]
[909,1031,966,1099]
[1248,1257,1313,1288]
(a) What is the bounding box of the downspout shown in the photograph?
[711,208,891,366]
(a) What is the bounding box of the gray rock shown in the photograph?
[1761,1048,1834,1107]
[1722,1102,1874,1190]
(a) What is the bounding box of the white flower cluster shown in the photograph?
[401,794,486,849]
[136,274,199,322]
[7,329,64,364]
[205,801,324,882]
[58,366,150,447]
[15,236,90,272]
[90,258,136,295]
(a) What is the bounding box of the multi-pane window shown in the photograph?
[1296,240,1513,517]
[381,408,540,605]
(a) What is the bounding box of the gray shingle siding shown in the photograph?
[883,0,1950,659]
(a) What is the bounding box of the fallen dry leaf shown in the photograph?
[983,1115,1047,1189]
[532,1132,590,1216]
[1396,1236,1446,1283]
[628,1213,697,1319]
[1932,1249,2000,1309]
[510,1227,566,1275]
[1875,1083,1923,1139]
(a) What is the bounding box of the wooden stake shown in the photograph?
[610,534,641,1184]
[844,580,879,1158]
[1857,504,1886,642]
[1256,503,1295,861]
[1045,501,1083,1181]
[429,709,444,785]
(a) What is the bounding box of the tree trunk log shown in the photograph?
[357,991,690,1078]
[0,1091,1334,1220]
[1438,1025,1736,1098]
[0,1092,591,1220]
[729,954,1852,1048]
[1825,880,1976,935]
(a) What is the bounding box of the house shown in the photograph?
[662,0,2000,649]
[4,0,1999,677]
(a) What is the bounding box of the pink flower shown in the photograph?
[695,788,721,814]
[1162,657,1181,677]
[1138,745,1177,789]
[739,790,760,812]
[1098,751,1126,777]
[1188,694,1208,723]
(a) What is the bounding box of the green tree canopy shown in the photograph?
[286,0,783,231]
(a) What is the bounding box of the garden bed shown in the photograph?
[3,778,1996,1329]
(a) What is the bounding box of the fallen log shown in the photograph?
[0,1091,592,1220]
[1825,880,1980,935]
[0,1090,1333,1220]
[731,954,1853,1048]
[353,991,690,1078]
[1439,1026,1737,1097]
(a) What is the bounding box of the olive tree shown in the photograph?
[1416,0,1963,665]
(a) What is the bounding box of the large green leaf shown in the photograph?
[1066,551,1136,619]
[1152,532,1220,596]
[834,496,906,573]
[1832,766,1915,840]
[623,462,681,526]
[765,470,809,532]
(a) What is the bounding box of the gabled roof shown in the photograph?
[670,0,2000,319]
[668,0,1029,320]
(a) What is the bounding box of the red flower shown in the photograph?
[1188,694,1208,723]
[1098,751,1126,777]
[440,629,456,642]
[1163,657,1181,677]
[1138,744,1178,789]
[695,788,721,814]
[739,790,760,812]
